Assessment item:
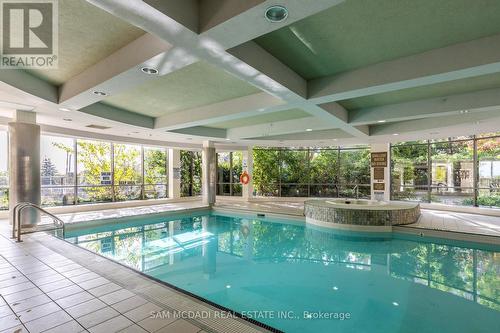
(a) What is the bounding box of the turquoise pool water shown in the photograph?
[63,211,500,333]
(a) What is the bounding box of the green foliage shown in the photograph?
[462,194,500,207]
[253,149,279,196]
[180,150,201,196]
[252,147,370,197]
[41,157,57,177]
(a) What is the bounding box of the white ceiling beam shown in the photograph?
[227,116,333,139]
[0,70,58,104]
[248,128,351,141]
[349,87,500,125]
[88,0,369,138]
[58,33,172,109]
[370,109,500,136]
[200,0,345,49]
[168,126,227,138]
[308,34,500,104]
[154,92,286,130]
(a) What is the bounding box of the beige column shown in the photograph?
[202,141,216,205]
[242,146,253,201]
[168,148,181,199]
[9,111,41,225]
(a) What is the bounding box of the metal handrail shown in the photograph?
[11,202,65,242]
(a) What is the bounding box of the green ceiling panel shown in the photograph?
[340,73,500,110]
[210,108,311,129]
[255,0,500,80]
[26,0,145,85]
[103,61,261,117]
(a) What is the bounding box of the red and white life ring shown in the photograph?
[240,171,250,185]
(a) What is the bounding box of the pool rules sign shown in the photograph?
[371,152,387,200]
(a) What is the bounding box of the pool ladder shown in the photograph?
[11,202,65,242]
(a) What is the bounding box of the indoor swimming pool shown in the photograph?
[60,211,500,333]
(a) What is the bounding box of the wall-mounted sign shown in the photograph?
[373,167,385,180]
[173,167,181,180]
[373,183,385,191]
[371,152,387,167]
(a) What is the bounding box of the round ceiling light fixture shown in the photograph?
[92,90,107,96]
[265,5,288,23]
[141,67,159,75]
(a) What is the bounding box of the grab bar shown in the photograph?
[11,202,65,242]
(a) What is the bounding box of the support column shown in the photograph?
[370,143,391,201]
[242,146,253,201]
[168,149,181,199]
[202,141,216,206]
[9,111,40,225]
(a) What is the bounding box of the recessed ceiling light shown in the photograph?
[377,120,386,123]
[393,133,399,136]
[226,285,231,289]
[306,128,313,132]
[58,107,71,112]
[392,302,399,306]
[141,67,159,75]
[265,5,288,23]
[63,118,72,122]
[225,138,231,141]
[332,286,338,291]
[459,109,469,114]
[92,90,107,96]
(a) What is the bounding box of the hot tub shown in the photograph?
[304,199,420,231]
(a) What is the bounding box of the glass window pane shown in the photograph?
[181,150,201,197]
[477,136,500,208]
[0,131,8,210]
[310,149,338,184]
[144,147,167,184]
[253,149,279,196]
[77,139,112,203]
[41,135,75,206]
[232,152,243,184]
[339,148,370,185]
[217,152,231,183]
[431,140,474,206]
[280,149,309,184]
[391,143,429,201]
[114,144,142,201]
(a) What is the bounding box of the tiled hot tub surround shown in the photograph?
[304,200,420,226]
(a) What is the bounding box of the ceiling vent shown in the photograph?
[86,124,111,130]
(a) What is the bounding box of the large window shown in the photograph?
[180,150,201,197]
[253,147,370,198]
[77,139,113,203]
[391,134,500,208]
[216,151,242,196]
[144,147,168,199]
[41,135,75,206]
[114,144,142,201]
[0,131,8,210]
[39,135,169,206]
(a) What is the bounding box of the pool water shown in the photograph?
[63,212,500,333]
